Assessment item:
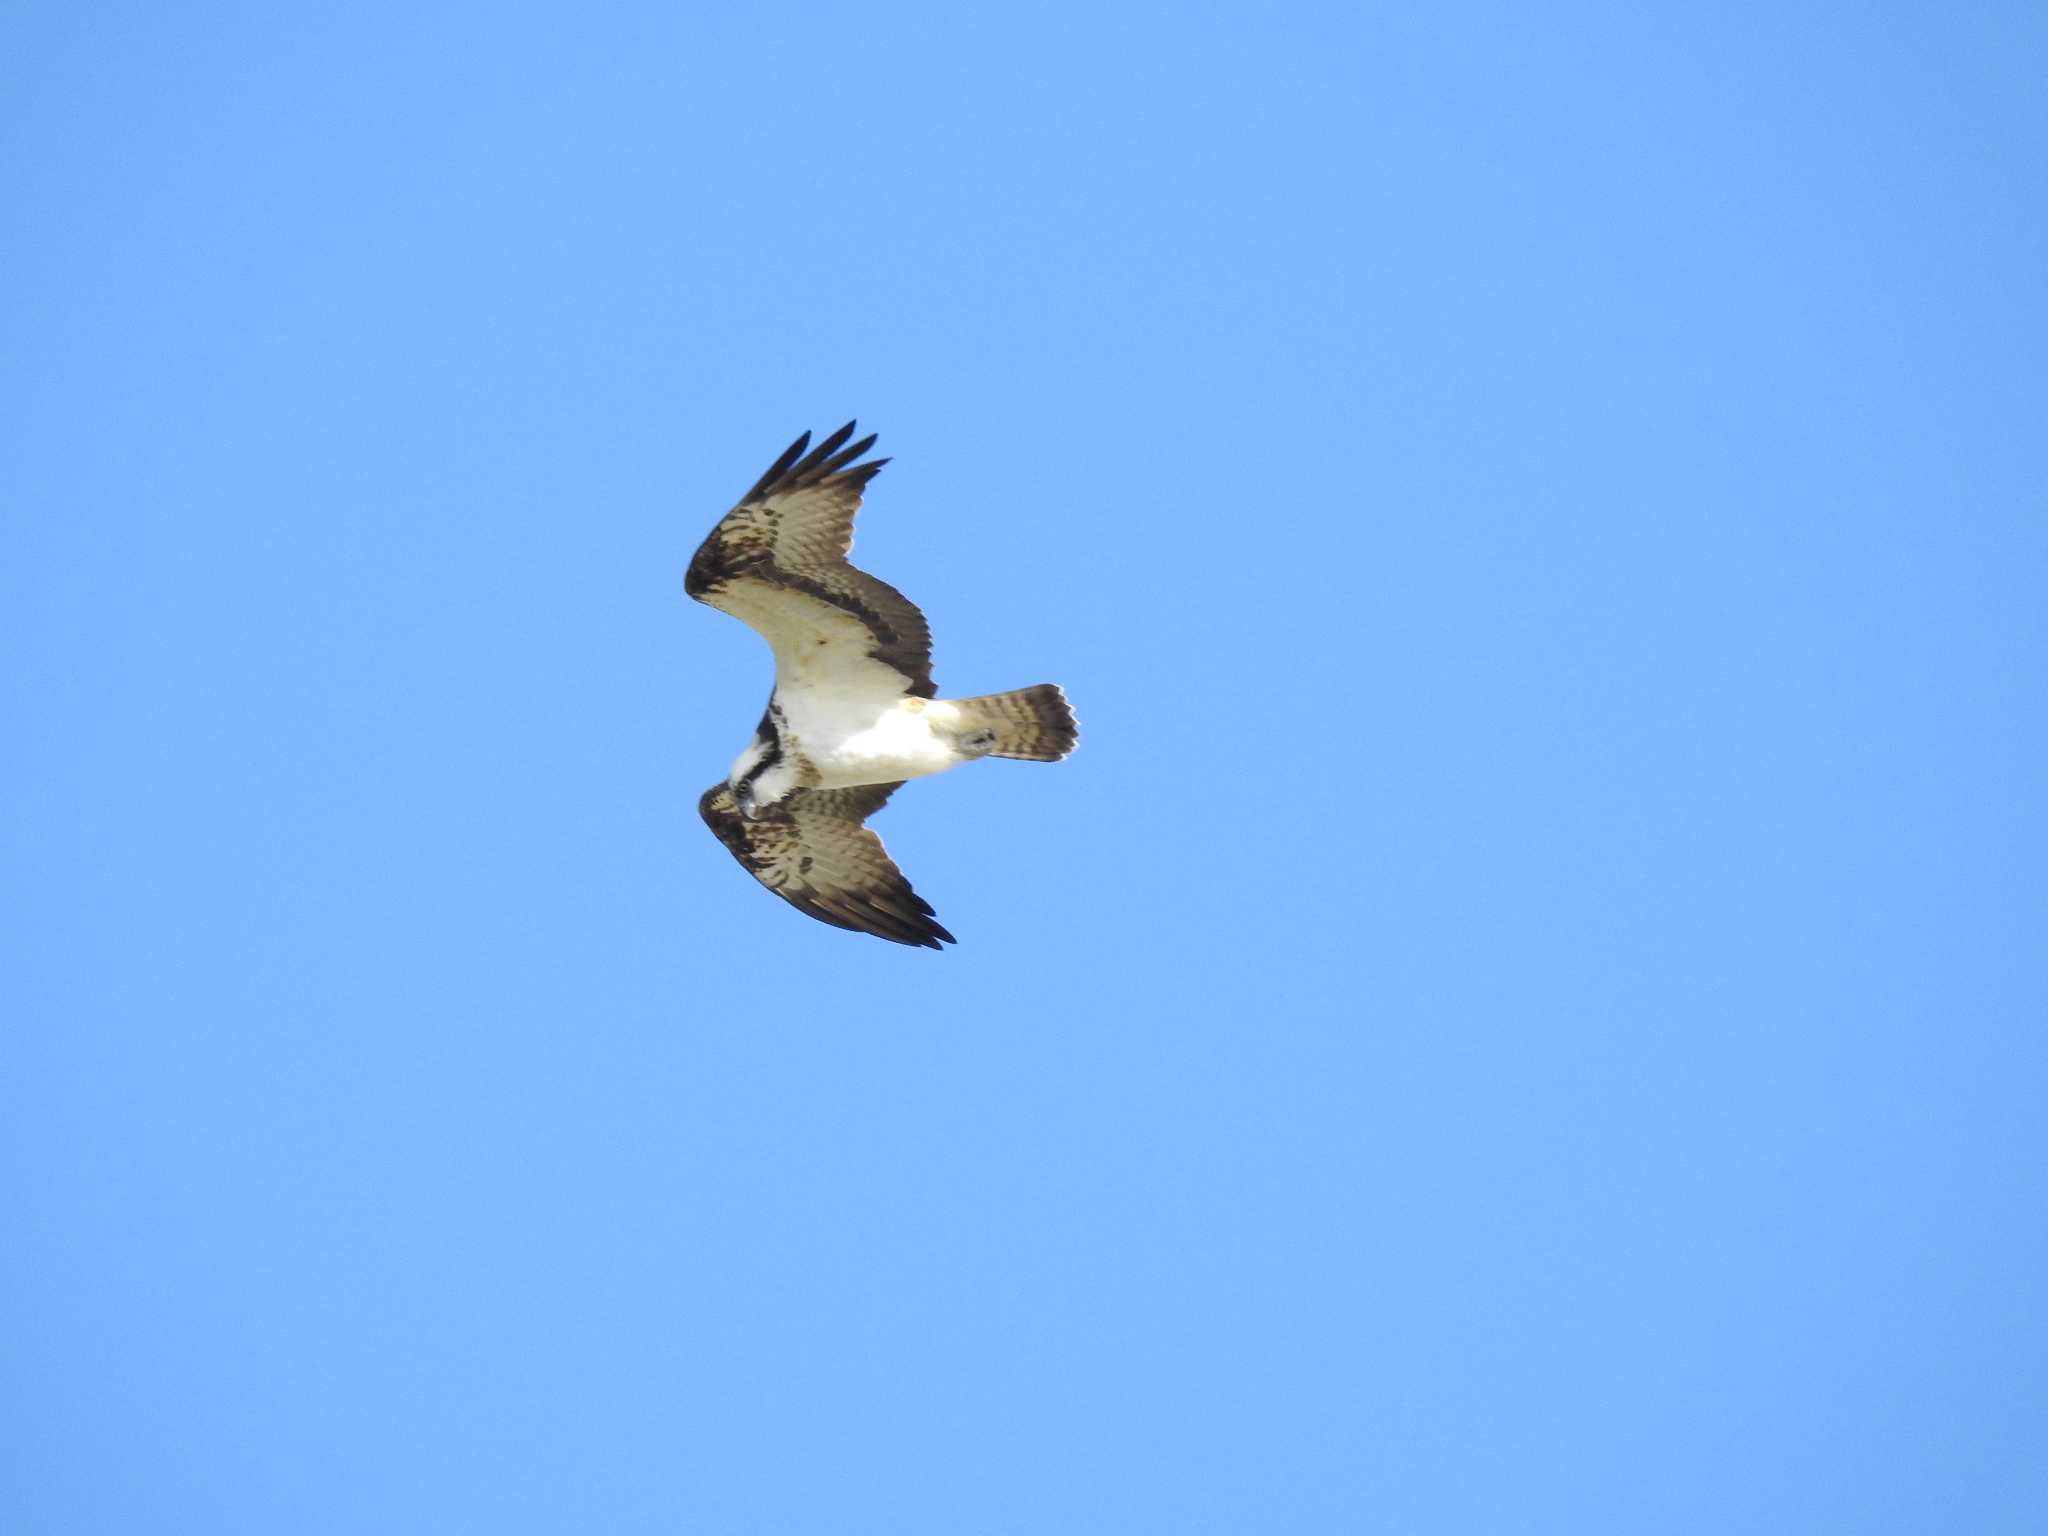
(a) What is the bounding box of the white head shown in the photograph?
[729,716,800,819]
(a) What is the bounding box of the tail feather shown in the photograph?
[951,684,1078,761]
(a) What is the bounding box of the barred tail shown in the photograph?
[951,684,1079,761]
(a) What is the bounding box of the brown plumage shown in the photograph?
[684,421,935,697]
[698,780,955,950]
[949,684,1080,761]
[686,423,1077,948]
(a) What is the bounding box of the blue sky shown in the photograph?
[4,2,2045,1531]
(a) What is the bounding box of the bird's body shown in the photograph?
[770,695,962,787]
[722,693,968,814]
[685,423,1076,947]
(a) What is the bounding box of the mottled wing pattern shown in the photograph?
[685,422,935,698]
[698,780,956,949]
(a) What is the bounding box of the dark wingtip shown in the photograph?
[738,421,884,504]
[801,420,858,471]
[830,432,879,471]
[881,906,955,949]
[741,430,814,502]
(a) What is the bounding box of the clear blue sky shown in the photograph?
[4,3,2044,1531]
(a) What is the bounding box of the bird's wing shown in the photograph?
[698,780,955,949]
[685,422,935,699]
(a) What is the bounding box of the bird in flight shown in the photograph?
[686,423,1078,948]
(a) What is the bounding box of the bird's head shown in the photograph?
[728,706,800,819]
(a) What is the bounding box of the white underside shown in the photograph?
[785,692,966,787]
[709,579,971,794]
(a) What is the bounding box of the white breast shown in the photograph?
[784,693,962,787]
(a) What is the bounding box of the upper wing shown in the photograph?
[686,423,935,698]
[698,780,955,949]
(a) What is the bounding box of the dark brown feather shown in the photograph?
[686,422,931,696]
[698,780,955,949]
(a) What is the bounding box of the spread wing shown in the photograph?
[685,422,935,699]
[698,780,955,949]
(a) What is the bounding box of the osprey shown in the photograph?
[686,422,1078,948]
